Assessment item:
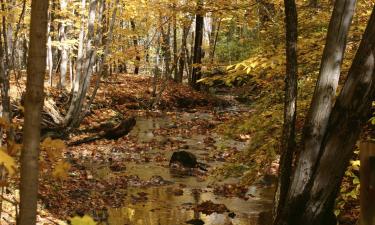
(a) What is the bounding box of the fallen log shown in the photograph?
[68,116,136,146]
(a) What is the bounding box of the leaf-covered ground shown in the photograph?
[1,74,276,225]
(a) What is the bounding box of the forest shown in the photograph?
[0,0,374,224]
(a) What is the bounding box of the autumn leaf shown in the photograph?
[52,161,71,180]
[70,215,97,225]
[0,117,10,128]
[7,141,22,156]
[41,137,66,150]
[0,148,16,176]
[41,137,66,160]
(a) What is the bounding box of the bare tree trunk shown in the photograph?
[172,9,178,80]
[47,12,53,86]
[210,18,221,64]
[177,21,191,83]
[58,0,68,89]
[19,0,49,224]
[152,35,161,97]
[71,0,85,95]
[281,1,356,221]
[273,0,298,222]
[273,2,375,225]
[130,20,140,75]
[160,18,171,78]
[10,0,26,74]
[0,0,11,128]
[83,0,119,117]
[64,0,97,128]
[191,0,204,90]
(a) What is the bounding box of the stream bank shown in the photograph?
[38,99,276,224]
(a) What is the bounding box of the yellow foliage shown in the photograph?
[0,148,16,176]
[70,215,97,225]
[52,160,71,180]
[41,137,66,150]
[41,137,66,160]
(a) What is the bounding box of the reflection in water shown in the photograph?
[102,115,274,225]
[104,184,273,225]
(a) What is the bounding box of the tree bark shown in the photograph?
[0,0,11,131]
[209,18,221,64]
[191,0,204,90]
[19,0,49,224]
[64,0,97,128]
[47,11,53,86]
[160,18,171,78]
[130,20,140,75]
[177,20,191,83]
[280,1,356,222]
[58,0,68,89]
[83,0,119,119]
[275,4,375,225]
[273,0,298,222]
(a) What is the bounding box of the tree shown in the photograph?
[19,0,49,224]
[191,0,204,90]
[0,0,11,136]
[58,0,68,89]
[274,2,375,225]
[130,20,141,75]
[64,0,98,128]
[273,0,298,220]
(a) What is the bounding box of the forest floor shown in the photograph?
[1,74,276,225]
[1,73,365,225]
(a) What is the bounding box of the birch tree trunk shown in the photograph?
[47,12,53,86]
[64,0,97,128]
[19,0,49,223]
[83,0,119,119]
[58,0,68,89]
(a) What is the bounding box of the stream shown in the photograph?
[92,107,275,225]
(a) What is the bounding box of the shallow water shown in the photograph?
[100,111,274,225]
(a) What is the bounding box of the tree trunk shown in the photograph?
[64,0,97,128]
[160,18,171,78]
[177,21,191,83]
[191,0,204,90]
[275,4,375,225]
[209,18,221,64]
[58,0,68,89]
[277,1,356,223]
[47,12,53,86]
[83,0,119,118]
[130,20,140,75]
[19,0,49,224]
[70,0,85,98]
[10,0,26,73]
[0,0,11,130]
[172,10,178,80]
[273,0,298,222]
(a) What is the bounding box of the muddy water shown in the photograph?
[103,112,274,225]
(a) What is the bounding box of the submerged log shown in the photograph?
[68,117,136,146]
